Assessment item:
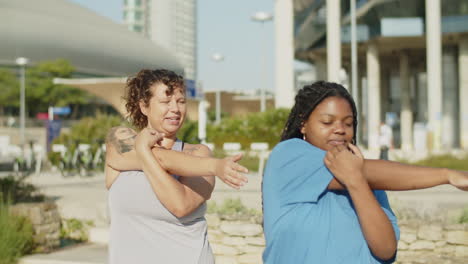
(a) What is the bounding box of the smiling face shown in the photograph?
[300,96,354,151]
[139,82,186,137]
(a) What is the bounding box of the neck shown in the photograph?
[159,135,178,149]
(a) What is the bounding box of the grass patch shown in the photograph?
[212,150,263,172]
[0,202,33,264]
[60,218,94,243]
[398,154,468,171]
[458,208,468,224]
[207,198,260,217]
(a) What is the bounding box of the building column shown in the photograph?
[442,47,459,149]
[380,69,390,117]
[357,65,364,145]
[274,0,295,108]
[425,0,442,151]
[366,42,381,150]
[459,36,468,150]
[326,0,341,82]
[315,56,328,81]
[400,52,413,151]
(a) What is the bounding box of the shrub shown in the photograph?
[60,218,94,243]
[207,108,290,149]
[459,208,468,224]
[0,202,34,264]
[404,154,468,171]
[207,198,260,217]
[177,118,200,144]
[51,114,124,153]
[0,176,45,204]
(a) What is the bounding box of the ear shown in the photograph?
[300,122,306,134]
[139,100,149,116]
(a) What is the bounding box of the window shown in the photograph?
[134,25,143,32]
[135,0,142,6]
[135,11,142,20]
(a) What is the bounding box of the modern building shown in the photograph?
[123,0,197,80]
[0,0,206,121]
[204,91,275,118]
[123,0,151,37]
[276,0,468,152]
[0,0,182,77]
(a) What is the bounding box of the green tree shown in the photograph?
[0,59,91,117]
[25,59,90,116]
[0,69,19,116]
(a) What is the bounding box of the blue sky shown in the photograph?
[68,0,276,93]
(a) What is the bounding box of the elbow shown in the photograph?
[171,205,194,218]
[372,243,397,261]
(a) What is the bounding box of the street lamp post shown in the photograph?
[15,57,28,149]
[211,53,224,124]
[251,11,273,112]
[350,0,359,143]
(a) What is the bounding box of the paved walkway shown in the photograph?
[19,243,107,264]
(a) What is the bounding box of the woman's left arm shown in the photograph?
[325,145,397,260]
[362,159,468,191]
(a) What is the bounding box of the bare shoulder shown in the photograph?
[182,143,212,157]
[106,126,137,154]
[106,126,137,142]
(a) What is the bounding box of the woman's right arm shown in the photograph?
[325,145,397,260]
[105,126,248,188]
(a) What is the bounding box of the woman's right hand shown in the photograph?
[135,127,164,152]
[214,153,249,189]
[324,144,365,188]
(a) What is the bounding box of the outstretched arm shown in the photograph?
[105,126,248,188]
[326,145,468,191]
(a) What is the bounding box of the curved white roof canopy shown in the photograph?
[0,0,184,76]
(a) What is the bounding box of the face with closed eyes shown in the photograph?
[300,96,354,151]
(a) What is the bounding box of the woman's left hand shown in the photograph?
[324,143,365,187]
[135,127,164,151]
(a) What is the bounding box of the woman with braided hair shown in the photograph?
[262,81,468,264]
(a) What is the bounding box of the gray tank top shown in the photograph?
[108,140,214,264]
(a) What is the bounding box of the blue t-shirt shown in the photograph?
[262,139,400,264]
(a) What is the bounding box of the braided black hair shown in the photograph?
[280,81,358,143]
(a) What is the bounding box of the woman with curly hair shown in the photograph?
[105,69,248,264]
[262,81,468,264]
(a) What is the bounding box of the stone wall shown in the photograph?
[206,214,468,264]
[396,221,468,264]
[10,201,61,253]
[206,214,264,264]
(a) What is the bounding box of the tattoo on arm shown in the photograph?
[183,145,200,155]
[106,127,137,154]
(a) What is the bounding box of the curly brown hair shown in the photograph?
[124,69,185,130]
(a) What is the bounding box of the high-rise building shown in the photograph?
[123,0,151,37]
[123,0,197,80]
